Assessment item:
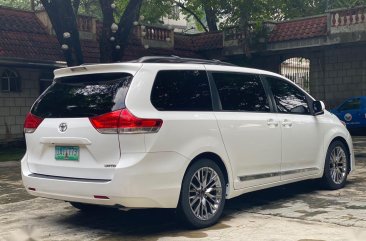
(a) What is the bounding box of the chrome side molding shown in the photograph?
[239,167,320,182]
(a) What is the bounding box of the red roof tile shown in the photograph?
[0,7,219,64]
[0,7,99,64]
[268,16,327,42]
[175,32,223,51]
[80,39,100,63]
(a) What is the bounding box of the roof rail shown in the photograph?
[129,56,236,66]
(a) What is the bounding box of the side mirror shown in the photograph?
[313,100,325,116]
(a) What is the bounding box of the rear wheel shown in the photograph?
[177,159,226,229]
[321,140,349,190]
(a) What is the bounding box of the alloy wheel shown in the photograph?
[329,146,347,184]
[188,167,223,221]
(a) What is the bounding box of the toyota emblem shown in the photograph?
[59,122,68,132]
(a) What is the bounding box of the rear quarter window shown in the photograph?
[31,73,132,118]
[151,70,212,111]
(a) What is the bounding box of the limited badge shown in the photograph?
[344,113,352,122]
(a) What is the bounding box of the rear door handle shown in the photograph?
[282,119,293,128]
[267,119,279,127]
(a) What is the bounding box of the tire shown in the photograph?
[69,202,101,212]
[177,159,226,229]
[321,140,349,190]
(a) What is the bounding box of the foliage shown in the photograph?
[331,0,366,9]
[3,0,366,63]
[113,0,172,24]
[0,0,41,10]
[78,0,101,18]
[276,0,327,20]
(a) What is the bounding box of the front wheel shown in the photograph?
[177,159,226,229]
[321,140,349,190]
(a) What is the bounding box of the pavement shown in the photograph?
[1,137,366,241]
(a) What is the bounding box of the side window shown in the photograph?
[151,70,212,111]
[338,98,361,111]
[212,72,270,112]
[267,77,310,114]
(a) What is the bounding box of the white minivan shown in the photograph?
[22,56,354,228]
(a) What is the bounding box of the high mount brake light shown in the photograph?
[89,109,163,134]
[24,113,43,133]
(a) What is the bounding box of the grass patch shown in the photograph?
[0,147,26,162]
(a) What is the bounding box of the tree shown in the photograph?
[202,0,218,31]
[37,0,143,66]
[4,0,366,66]
[170,0,208,32]
[99,0,144,62]
[0,0,41,10]
[109,0,143,62]
[40,0,83,66]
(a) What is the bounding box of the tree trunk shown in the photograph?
[72,0,81,15]
[113,0,143,62]
[40,0,84,66]
[202,1,218,32]
[30,0,35,11]
[99,0,114,63]
[239,4,252,58]
[240,15,252,59]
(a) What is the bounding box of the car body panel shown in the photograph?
[331,96,366,130]
[22,62,354,208]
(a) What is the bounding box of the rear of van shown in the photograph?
[21,63,184,208]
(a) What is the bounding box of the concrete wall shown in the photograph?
[310,45,366,109]
[0,67,40,144]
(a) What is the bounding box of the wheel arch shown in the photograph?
[186,152,230,185]
[329,136,352,173]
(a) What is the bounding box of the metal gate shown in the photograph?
[280,57,310,92]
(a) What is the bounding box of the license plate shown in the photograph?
[55,146,79,161]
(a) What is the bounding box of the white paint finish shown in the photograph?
[204,64,285,79]
[26,118,120,180]
[22,151,188,208]
[54,63,143,78]
[214,112,282,189]
[279,113,324,180]
[23,62,354,210]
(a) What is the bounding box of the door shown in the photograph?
[211,72,282,189]
[336,97,363,129]
[265,76,323,180]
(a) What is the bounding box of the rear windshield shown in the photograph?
[31,73,132,118]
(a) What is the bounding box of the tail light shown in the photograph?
[89,109,163,134]
[24,113,43,133]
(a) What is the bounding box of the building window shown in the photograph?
[1,69,21,92]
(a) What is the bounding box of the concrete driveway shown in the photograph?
[1,137,366,241]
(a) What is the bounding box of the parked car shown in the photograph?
[22,56,354,228]
[331,96,366,133]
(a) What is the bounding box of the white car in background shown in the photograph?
[22,56,354,228]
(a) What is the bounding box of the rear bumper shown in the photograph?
[21,151,188,208]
